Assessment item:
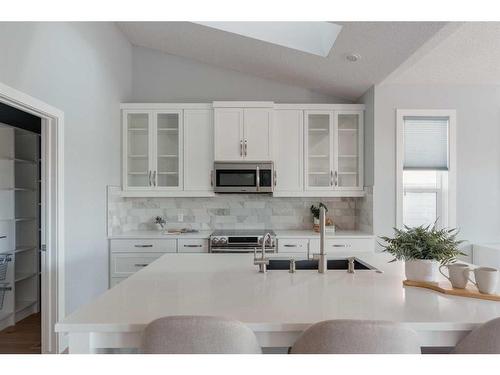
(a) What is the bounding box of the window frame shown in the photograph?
[396,109,457,229]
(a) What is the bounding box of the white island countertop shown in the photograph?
[56,252,500,353]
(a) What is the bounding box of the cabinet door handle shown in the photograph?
[0,286,12,291]
[184,244,203,248]
[330,170,334,186]
[0,236,6,239]
[284,244,299,248]
[334,171,338,187]
[153,170,157,186]
[244,139,248,156]
[273,170,277,187]
[210,170,214,187]
[331,244,351,248]
[134,263,149,267]
[256,166,260,192]
[148,171,152,186]
[134,244,153,248]
[240,140,243,156]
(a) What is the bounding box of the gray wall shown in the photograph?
[0,22,132,314]
[131,46,348,103]
[373,84,500,252]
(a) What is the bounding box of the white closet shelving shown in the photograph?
[0,125,40,331]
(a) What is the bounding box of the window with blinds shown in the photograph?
[402,116,450,228]
[403,116,449,171]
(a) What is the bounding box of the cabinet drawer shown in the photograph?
[110,277,127,288]
[178,239,209,253]
[110,239,177,253]
[309,238,374,253]
[110,253,164,277]
[278,238,309,253]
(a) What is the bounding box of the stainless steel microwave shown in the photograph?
[214,162,274,193]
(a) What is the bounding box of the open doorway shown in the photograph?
[0,106,41,353]
[0,82,64,354]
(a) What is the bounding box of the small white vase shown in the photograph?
[405,259,439,283]
[313,218,320,225]
[155,223,164,231]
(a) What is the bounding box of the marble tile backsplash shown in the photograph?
[107,186,373,234]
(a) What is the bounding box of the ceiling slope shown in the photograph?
[117,22,447,100]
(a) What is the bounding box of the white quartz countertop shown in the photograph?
[108,230,373,239]
[56,252,500,334]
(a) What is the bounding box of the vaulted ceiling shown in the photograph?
[117,22,447,100]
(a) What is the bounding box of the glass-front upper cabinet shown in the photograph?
[336,111,363,190]
[123,110,183,191]
[124,111,151,189]
[304,111,334,190]
[155,111,182,189]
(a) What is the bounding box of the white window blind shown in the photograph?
[403,116,449,170]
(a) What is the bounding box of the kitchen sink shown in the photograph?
[266,258,377,271]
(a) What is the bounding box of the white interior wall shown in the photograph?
[0,22,132,314]
[372,84,500,256]
[131,46,348,103]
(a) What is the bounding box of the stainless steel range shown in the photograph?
[209,230,276,253]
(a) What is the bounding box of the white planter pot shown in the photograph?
[155,223,164,231]
[313,218,320,225]
[405,260,439,283]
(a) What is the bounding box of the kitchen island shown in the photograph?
[55,252,500,353]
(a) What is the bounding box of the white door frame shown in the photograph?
[0,81,65,354]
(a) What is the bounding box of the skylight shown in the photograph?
[194,22,342,57]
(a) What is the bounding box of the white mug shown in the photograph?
[469,267,499,295]
[439,263,470,289]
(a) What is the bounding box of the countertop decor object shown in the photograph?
[403,279,500,302]
[154,216,166,231]
[379,223,465,283]
[310,203,328,232]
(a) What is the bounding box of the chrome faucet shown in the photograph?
[314,206,327,273]
[254,232,271,273]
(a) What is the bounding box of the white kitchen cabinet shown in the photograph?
[273,110,303,194]
[123,110,183,192]
[277,238,309,253]
[304,110,363,193]
[184,109,214,192]
[178,239,209,253]
[214,108,244,161]
[243,108,273,160]
[336,111,364,190]
[309,237,374,253]
[110,253,164,277]
[214,106,272,161]
[154,111,183,190]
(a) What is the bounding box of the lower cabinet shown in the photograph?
[178,239,209,253]
[277,237,374,256]
[308,238,374,254]
[109,238,209,288]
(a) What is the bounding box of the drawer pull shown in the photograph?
[331,244,351,248]
[184,244,203,248]
[134,244,153,248]
[284,244,299,248]
[0,236,6,239]
[134,263,149,267]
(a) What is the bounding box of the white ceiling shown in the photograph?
[117,22,447,100]
[383,22,500,85]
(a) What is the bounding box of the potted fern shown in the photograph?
[379,224,465,282]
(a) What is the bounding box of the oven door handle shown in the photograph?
[256,166,260,192]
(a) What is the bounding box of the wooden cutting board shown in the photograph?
[403,280,500,301]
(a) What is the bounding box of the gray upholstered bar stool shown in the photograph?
[290,320,421,354]
[141,316,262,354]
[452,317,500,354]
